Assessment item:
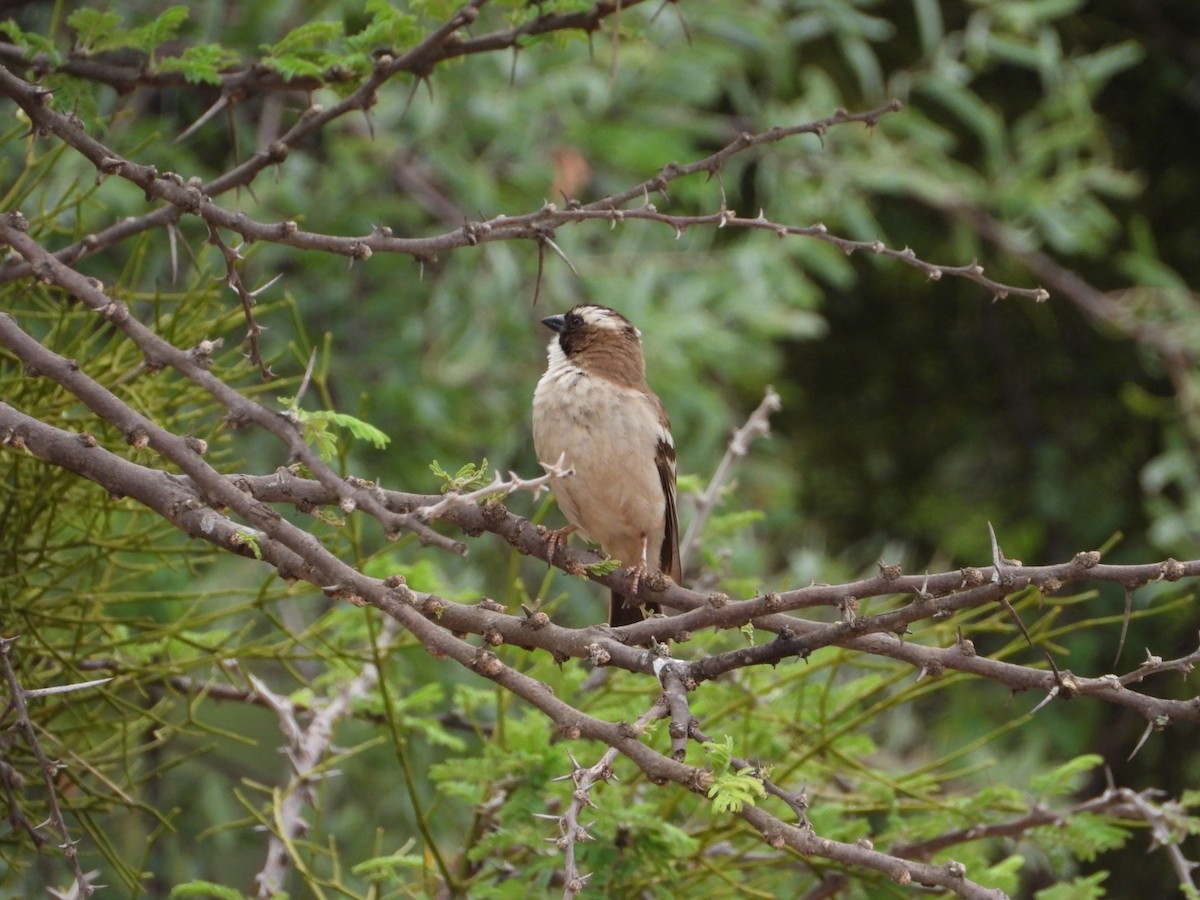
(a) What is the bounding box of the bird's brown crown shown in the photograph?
[548,305,646,388]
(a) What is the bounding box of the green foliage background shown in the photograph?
[2,1,1199,897]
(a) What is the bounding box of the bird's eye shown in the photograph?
[565,312,583,329]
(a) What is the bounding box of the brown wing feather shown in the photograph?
[655,436,682,585]
[611,403,679,629]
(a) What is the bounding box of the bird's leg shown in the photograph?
[626,533,651,597]
[543,523,578,566]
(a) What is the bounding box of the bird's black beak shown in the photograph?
[540,314,567,334]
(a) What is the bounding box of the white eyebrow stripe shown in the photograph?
[575,305,637,334]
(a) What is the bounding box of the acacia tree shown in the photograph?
[2,2,1198,898]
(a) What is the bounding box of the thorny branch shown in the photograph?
[7,387,1199,892]
[654,658,696,761]
[0,63,1046,304]
[892,782,1198,882]
[0,212,464,555]
[548,700,669,899]
[680,384,781,570]
[413,452,575,520]
[0,638,102,898]
[239,618,401,899]
[204,223,280,376]
[0,4,1193,896]
[3,386,1197,721]
[892,781,1200,896]
[4,372,1198,752]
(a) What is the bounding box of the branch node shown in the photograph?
[521,608,551,630]
[472,649,504,678]
[100,301,130,323]
[125,427,150,451]
[707,592,729,608]
[585,643,611,666]
[1159,558,1185,582]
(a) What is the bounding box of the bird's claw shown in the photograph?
[544,523,578,566]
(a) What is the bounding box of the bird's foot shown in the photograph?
[625,560,649,598]
[542,523,578,566]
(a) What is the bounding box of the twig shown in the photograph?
[549,698,670,899]
[1122,786,1200,893]
[894,783,1200,892]
[0,637,100,898]
[0,64,1045,303]
[205,224,279,377]
[245,617,400,899]
[0,217,459,553]
[1119,639,1200,686]
[414,453,574,521]
[680,385,781,569]
[988,522,1034,646]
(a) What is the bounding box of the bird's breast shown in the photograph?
[532,367,668,566]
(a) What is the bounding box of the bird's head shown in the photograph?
[540,304,646,386]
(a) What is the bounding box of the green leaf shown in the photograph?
[232,529,262,559]
[1032,812,1130,862]
[261,20,344,80]
[69,7,189,56]
[309,420,339,462]
[125,6,189,54]
[585,558,621,577]
[168,880,250,899]
[981,853,1025,897]
[68,9,122,53]
[429,458,489,493]
[1034,870,1108,900]
[702,736,735,770]
[279,400,391,461]
[708,767,768,814]
[1028,753,1103,798]
[345,0,420,55]
[156,44,242,85]
[0,18,62,62]
[314,410,390,449]
[267,20,344,57]
[262,54,330,81]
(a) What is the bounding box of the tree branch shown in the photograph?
[0,638,101,898]
[0,64,1044,303]
[243,618,400,899]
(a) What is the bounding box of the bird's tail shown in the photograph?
[610,591,660,628]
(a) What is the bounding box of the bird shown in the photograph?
[531,304,682,628]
